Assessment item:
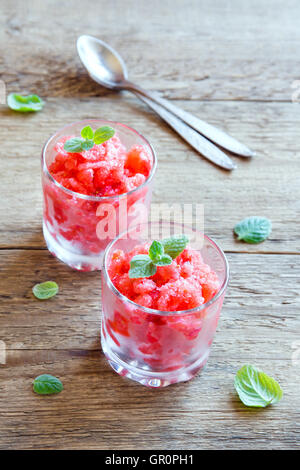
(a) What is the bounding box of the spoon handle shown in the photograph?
[127,83,254,158]
[132,91,236,170]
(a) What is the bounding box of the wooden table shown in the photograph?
[0,0,299,450]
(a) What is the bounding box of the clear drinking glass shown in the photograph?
[41,119,157,271]
[101,221,229,387]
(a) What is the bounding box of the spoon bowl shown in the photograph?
[77,35,128,89]
[76,34,254,168]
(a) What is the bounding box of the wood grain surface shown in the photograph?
[0,0,299,450]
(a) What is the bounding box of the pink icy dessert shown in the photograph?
[42,120,156,271]
[109,243,220,310]
[49,134,152,197]
[101,230,229,387]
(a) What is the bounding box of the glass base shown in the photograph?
[43,221,103,271]
[101,324,209,388]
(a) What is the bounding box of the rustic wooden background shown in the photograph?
[0,0,299,450]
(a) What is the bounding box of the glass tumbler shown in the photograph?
[101,221,229,387]
[41,120,157,271]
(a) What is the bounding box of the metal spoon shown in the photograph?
[77,35,247,170]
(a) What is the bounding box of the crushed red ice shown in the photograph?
[49,135,152,197]
[109,244,221,311]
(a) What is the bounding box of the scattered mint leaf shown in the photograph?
[64,125,115,153]
[149,240,164,262]
[234,216,272,244]
[129,255,156,279]
[33,374,63,395]
[7,93,44,112]
[94,126,115,144]
[32,281,59,300]
[161,234,189,259]
[81,125,94,140]
[64,138,84,153]
[234,365,283,408]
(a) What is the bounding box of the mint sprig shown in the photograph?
[234,365,283,408]
[129,234,189,279]
[64,125,115,153]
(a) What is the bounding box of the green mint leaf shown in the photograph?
[64,125,115,153]
[129,254,157,279]
[33,374,63,395]
[81,139,94,151]
[162,234,189,259]
[128,236,186,279]
[234,365,283,408]
[64,138,84,153]
[234,216,272,244]
[7,93,44,112]
[149,240,164,262]
[32,281,59,300]
[81,125,94,140]
[155,254,173,267]
[94,126,115,145]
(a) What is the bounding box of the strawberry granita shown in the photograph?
[42,120,156,271]
[108,244,220,310]
[101,223,229,387]
[49,136,152,197]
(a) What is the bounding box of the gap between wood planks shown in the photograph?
[0,247,299,255]
[158,98,295,104]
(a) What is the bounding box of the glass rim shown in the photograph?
[41,118,157,202]
[102,223,230,316]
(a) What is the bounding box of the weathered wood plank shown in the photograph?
[0,97,299,252]
[0,0,299,452]
[1,256,300,452]
[0,249,299,356]
[0,0,300,101]
[0,349,299,450]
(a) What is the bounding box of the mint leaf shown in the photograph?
[234,365,283,408]
[162,234,189,259]
[128,236,187,279]
[32,281,59,300]
[64,138,84,153]
[33,374,63,395]
[81,125,94,140]
[81,139,94,151]
[128,235,186,279]
[234,216,272,244]
[94,126,115,144]
[155,254,172,266]
[149,240,164,262]
[64,125,115,153]
[7,93,44,112]
[129,255,156,279]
